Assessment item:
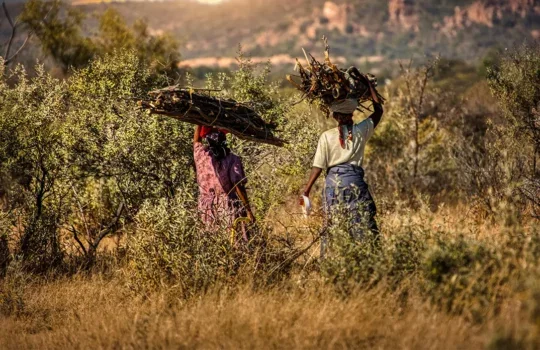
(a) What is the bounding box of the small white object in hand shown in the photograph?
[302,195,312,218]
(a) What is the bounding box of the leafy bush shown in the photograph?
[19,0,180,76]
[422,236,499,320]
[0,262,29,316]
[487,44,540,218]
[0,64,71,272]
[127,194,232,297]
[126,191,304,297]
[365,60,460,206]
[0,51,194,271]
[321,209,428,294]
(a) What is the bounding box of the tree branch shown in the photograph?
[68,224,88,256]
[2,1,13,27]
[4,34,30,65]
[2,1,17,61]
[91,202,125,251]
[2,1,52,66]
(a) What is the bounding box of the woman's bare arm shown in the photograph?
[194,125,202,144]
[368,84,384,128]
[301,167,323,203]
[370,102,384,128]
[235,185,255,222]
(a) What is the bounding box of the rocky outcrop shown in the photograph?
[305,1,370,38]
[179,0,540,66]
[509,0,540,16]
[388,0,419,31]
[321,1,351,33]
[438,0,540,36]
[253,1,373,49]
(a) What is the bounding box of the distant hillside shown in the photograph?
[2,0,539,72]
[73,0,540,69]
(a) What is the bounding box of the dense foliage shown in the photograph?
[7,0,181,76]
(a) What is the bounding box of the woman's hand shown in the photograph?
[299,189,309,206]
[299,195,306,206]
[300,167,322,206]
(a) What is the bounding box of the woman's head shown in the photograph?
[329,99,358,124]
[205,130,229,160]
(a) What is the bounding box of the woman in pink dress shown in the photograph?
[193,125,255,239]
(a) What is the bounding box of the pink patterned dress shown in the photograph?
[194,143,247,229]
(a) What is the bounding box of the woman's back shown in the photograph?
[312,118,375,170]
[194,143,246,197]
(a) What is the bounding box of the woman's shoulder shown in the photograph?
[354,118,374,133]
[321,127,339,138]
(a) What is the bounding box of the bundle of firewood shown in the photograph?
[138,86,285,147]
[287,37,384,117]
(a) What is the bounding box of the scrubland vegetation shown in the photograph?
[1,2,540,348]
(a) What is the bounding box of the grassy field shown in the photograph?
[1,206,538,350]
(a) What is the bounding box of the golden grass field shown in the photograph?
[1,206,536,350]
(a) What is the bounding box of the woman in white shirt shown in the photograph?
[301,84,383,241]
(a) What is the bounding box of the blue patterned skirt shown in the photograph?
[324,163,379,240]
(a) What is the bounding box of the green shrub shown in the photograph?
[126,194,233,297]
[422,236,498,319]
[486,44,540,218]
[321,211,428,294]
[126,192,299,297]
[422,226,540,322]
[0,64,71,272]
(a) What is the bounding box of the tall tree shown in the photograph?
[19,1,181,76]
[20,0,95,73]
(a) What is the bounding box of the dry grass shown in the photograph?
[0,276,493,350]
[1,207,536,350]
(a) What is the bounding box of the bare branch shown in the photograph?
[92,202,125,250]
[2,2,14,28]
[68,225,88,256]
[3,1,17,61]
[2,1,53,66]
[4,34,30,65]
[70,185,92,239]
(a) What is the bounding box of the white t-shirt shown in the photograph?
[312,118,374,170]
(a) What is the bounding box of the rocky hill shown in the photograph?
[81,0,538,69]
[4,0,540,70]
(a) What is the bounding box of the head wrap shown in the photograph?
[200,126,230,139]
[329,99,359,117]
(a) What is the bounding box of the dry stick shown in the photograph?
[266,231,323,279]
[70,185,92,244]
[400,59,435,179]
[2,1,51,65]
[148,110,284,146]
[2,1,17,60]
[67,224,88,256]
[142,89,285,145]
[91,202,124,252]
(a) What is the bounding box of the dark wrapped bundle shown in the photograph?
[139,86,285,147]
[287,37,385,117]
